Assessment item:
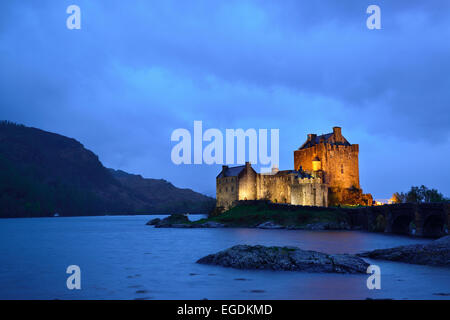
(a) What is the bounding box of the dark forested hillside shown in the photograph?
[0,121,215,217]
[109,169,216,214]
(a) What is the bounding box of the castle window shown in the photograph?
[341,164,344,174]
[231,187,234,192]
[226,187,228,192]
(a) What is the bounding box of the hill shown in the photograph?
[0,121,215,217]
[108,169,216,214]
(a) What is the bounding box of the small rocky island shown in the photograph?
[146,202,351,230]
[359,235,450,267]
[196,245,369,274]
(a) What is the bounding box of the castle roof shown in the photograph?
[217,165,245,178]
[299,130,350,150]
[217,164,313,179]
[275,169,312,179]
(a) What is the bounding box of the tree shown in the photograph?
[406,186,424,203]
[393,185,448,203]
[391,192,405,204]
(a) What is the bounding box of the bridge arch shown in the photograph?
[422,214,446,238]
[391,214,413,235]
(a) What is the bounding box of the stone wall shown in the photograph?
[217,165,328,209]
[256,174,292,204]
[216,176,238,210]
[238,163,257,200]
[294,143,360,189]
[255,172,327,207]
[291,181,328,206]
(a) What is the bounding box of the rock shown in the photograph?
[145,218,161,226]
[154,214,190,228]
[434,235,450,245]
[148,214,351,230]
[168,223,193,228]
[304,221,350,230]
[286,221,351,230]
[256,221,284,229]
[197,221,226,228]
[197,245,369,274]
[305,222,328,230]
[358,235,450,267]
[151,215,227,228]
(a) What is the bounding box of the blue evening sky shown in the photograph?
[1,1,449,198]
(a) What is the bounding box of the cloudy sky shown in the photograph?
[1,0,449,199]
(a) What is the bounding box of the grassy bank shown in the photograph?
[192,203,350,228]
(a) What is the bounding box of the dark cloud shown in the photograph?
[0,0,449,198]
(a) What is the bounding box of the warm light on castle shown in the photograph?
[216,127,372,211]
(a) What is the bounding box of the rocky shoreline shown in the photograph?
[146,214,351,230]
[146,215,227,228]
[358,235,450,267]
[147,201,450,238]
[196,245,369,274]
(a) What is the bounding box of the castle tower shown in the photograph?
[294,127,371,206]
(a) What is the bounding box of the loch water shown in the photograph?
[0,215,449,300]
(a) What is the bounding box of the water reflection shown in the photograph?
[0,215,448,300]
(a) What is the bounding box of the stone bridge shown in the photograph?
[349,203,450,238]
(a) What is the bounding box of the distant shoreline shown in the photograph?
[0,212,207,220]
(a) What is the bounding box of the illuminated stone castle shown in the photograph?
[294,127,372,206]
[216,126,372,210]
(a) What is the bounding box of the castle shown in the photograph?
[216,127,372,210]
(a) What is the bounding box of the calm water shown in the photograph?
[0,215,448,300]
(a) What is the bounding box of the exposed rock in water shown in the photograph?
[149,217,350,230]
[256,221,284,229]
[305,221,351,230]
[146,218,161,226]
[153,214,190,228]
[358,235,450,267]
[197,245,369,274]
[149,214,226,228]
[285,221,351,230]
[194,221,226,228]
